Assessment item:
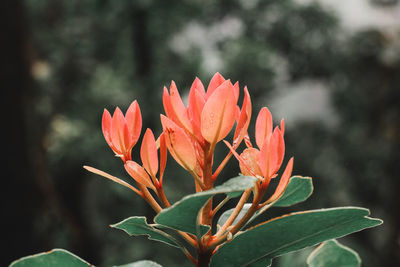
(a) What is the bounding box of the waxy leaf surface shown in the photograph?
[111,216,179,248]
[273,176,313,207]
[210,207,382,267]
[116,260,163,267]
[217,203,252,227]
[307,239,361,267]
[10,249,91,267]
[218,176,312,229]
[155,176,256,236]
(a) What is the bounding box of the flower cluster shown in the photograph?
[84,73,293,263]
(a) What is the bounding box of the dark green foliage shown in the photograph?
[307,240,361,267]
[4,0,399,266]
[211,207,381,266]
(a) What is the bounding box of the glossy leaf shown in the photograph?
[217,203,252,227]
[307,239,361,267]
[111,216,180,248]
[155,176,256,236]
[248,258,272,267]
[219,175,312,229]
[273,176,313,207]
[210,207,382,267]
[116,260,163,267]
[10,249,91,267]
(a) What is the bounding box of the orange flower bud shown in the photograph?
[102,101,142,161]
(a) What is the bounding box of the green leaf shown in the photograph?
[155,176,256,236]
[210,207,382,267]
[111,216,180,248]
[115,260,163,267]
[248,258,272,267]
[217,203,252,227]
[9,249,91,267]
[217,176,313,228]
[273,176,313,207]
[307,239,361,267]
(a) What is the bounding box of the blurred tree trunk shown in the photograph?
[0,1,89,265]
[0,0,42,265]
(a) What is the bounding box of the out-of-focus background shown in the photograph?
[2,0,399,266]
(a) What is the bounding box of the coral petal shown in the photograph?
[169,81,193,134]
[223,141,258,177]
[190,77,205,98]
[233,81,240,103]
[255,107,273,149]
[259,127,284,178]
[140,129,159,178]
[268,128,281,177]
[160,115,197,171]
[163,86,175,120]
[102,109,114,149]
[188,78,206,138]
[188,88,206,140]
[206,72,225,99]
[159,133,167,184]
[276,128,285,171]
[239,148,262,177]
[111,107,127,154]
[233,87,252,145]
[201,80,237,144]
[125,161,156,191]
[266,157,294,203]
[259,135,271,178]
[125,100,142,146]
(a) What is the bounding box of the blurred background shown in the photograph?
[2,0,400,266]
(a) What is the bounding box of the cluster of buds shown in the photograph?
[84,73,293,264]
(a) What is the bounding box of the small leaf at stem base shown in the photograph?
[307,239,361,267]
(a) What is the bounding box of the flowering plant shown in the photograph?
[11,73,382,267]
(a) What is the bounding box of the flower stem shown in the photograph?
[157,186,170,208]
[138,184,162,213]
[214,188,251,238]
